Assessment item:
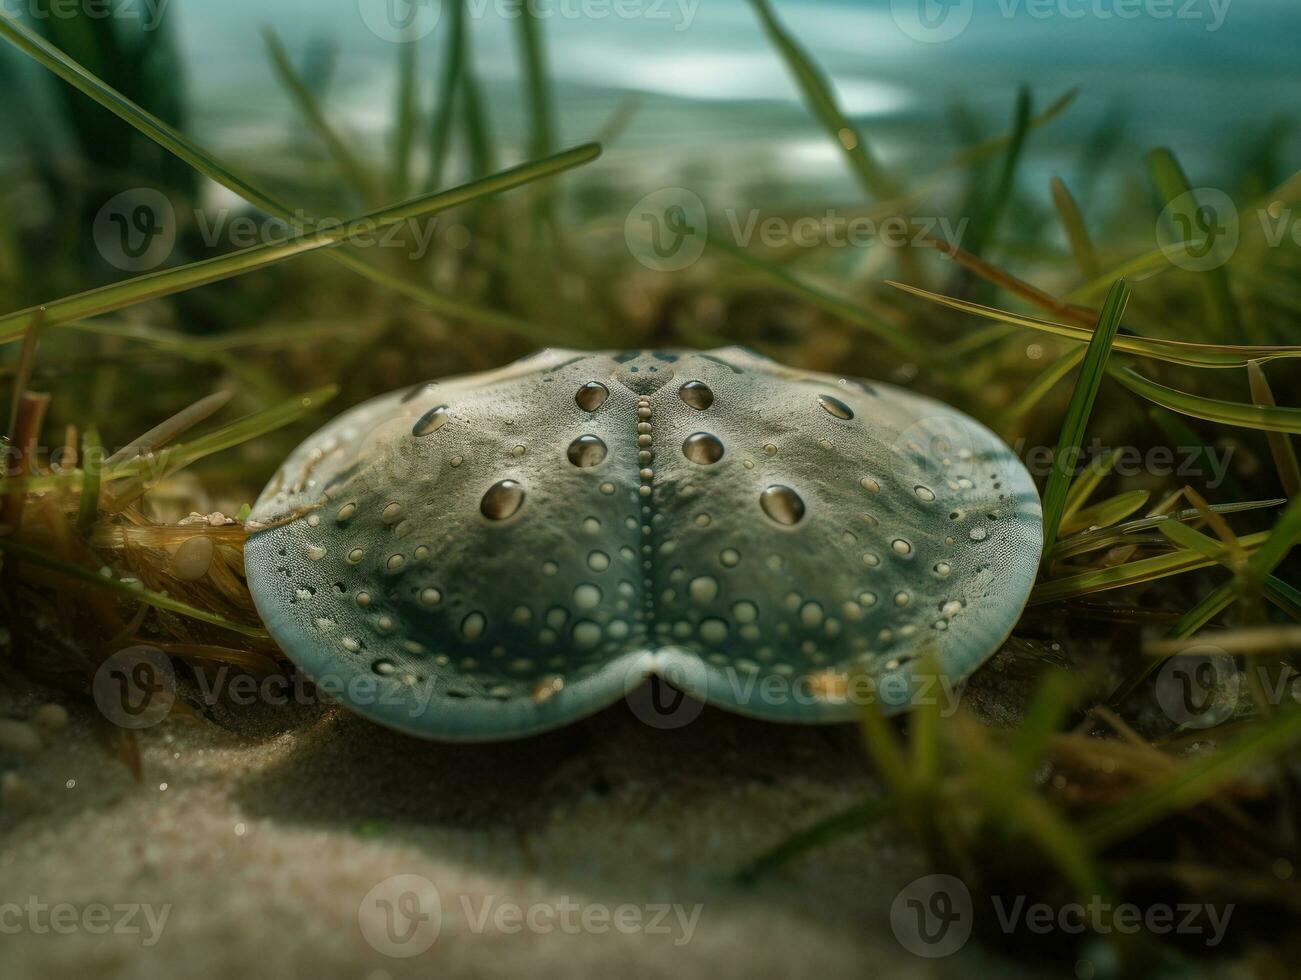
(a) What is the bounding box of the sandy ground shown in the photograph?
[1,655,1062,980]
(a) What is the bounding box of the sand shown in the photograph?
[0,659,1058,980]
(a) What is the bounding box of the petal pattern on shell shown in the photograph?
[245,348,1043,740]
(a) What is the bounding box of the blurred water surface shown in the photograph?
[167,0,1299,196]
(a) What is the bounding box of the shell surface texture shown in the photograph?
[246,348,1043,740]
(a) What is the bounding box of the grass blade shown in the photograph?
[888,281,1301,369]
[393,25,419,197]
[263,27,377,205]
[732,797,894,885]
[1060,446,1123,525]
[1050,176,1101,280]
[1058,489,1150,537]
[1041,279,1130,554]
[997,347,1085,429]
[1082,707,1301,849]
[427,0,465,190]
[745,0,899,201]
[1031,530,1270,604]
[0,537,267,637]
[963,87,1031,266]
[709,236,928,359]
[0,145,601,342]
[0,14,595,340]
[1147,147,1243,339]
[1110,365,1301,434]
[1247,360,1301,496]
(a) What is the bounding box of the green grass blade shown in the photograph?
[1244,490,1301,576]
[394,27,419,197]
[263,27,377,205]
[1010,670,1077,784]
[426,0,465,191]
[511,0,554,162]
[949,88,1077,170]
[745,0,899,201]
[1082,707,1301,849]
[0,537,268,637]
[1147,147,1243,339]
[1110,365,1301,434]
[0,14,282,207]
[1031,530,1270,604]
[888,281,1301,368]
[0,145,600,342]
[457,5,495,177]
[709,236,928,359]
[76,426,102,535]
[1247,361,1301,497]
[963,87,1031,265]
[1060,446,1122,525]
[997,347,1085,429]
[1058,489,1150,537]
[1050,176,1101,280]
[732,797,894,886]
[0,14,594,339]
[104,385,339,487]
[1041,279,1130,554]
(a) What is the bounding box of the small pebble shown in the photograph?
[31,704,69,737]
[171,536,215,582]
[31,702,69,734]
[0,720,43,755]
[1,771,34,811]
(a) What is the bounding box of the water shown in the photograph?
[161,0,1300,199]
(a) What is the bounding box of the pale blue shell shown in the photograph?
[245,348,1042,740]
